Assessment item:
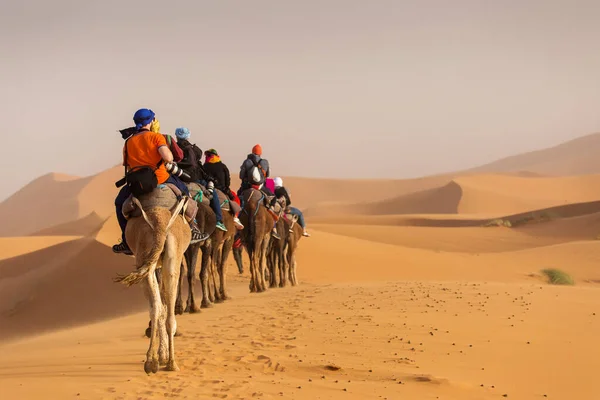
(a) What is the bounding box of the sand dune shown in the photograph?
[311,224,565,253]
[0,166,123,237]
[0,165,451,237]
[0,236,81,261]
[0,238,148,341]
[305,174,600,218]
[468,131,600,176]
[4,133,600,399]
[31,212,107,237]
[0,173,94,236]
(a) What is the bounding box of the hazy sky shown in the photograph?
[1,0,600,200]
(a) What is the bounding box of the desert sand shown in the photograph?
[2,135,600,399]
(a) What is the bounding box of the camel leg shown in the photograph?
[268,242,278,288]
[258,236,270,292]
[157,264,170,365]
[278,243,286,288]
[282,240,290,287]
[286,244,293,286]
[200,243,213,308]
[290,247,298,286]
[266,244,273,287]
[251,241,261,293]
[175,261,185,315]
[208,256,218,303]
[206,241,218,303]
[211,245,223,303]
[162,234,181,372]
[185,244,201,313]
[219,238,233,300]
[249,245,259,293]
[144,263,161,375]
[233,246,244,274]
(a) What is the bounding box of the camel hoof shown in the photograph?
[144,359,159,374]
[166,360,180,372]
[189,304,202,313]
[201,301,213,309]
[175,304,184,315]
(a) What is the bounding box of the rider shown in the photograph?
[112,109,208,255]
[239,144,271,195]
[150,117,184,162]
[119,116,184,162]
[203,148,244,230]
[239,145,280,238]
[273,177,310,237]
[174,127,227,232]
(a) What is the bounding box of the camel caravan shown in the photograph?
[113,109,308,374]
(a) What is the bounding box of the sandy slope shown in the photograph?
[0,238,148,341]
[31,212,107,236]
[467,131,600,176]
[310,224,566,253]
[0,164,451,237]
[0,236,81,261]
[0,226,599,399]
[305,174,600,217]
[2,279,599,400]
[5,136,600,399]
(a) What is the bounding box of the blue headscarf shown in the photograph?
[175,127,190,140]
[133,108,155,131]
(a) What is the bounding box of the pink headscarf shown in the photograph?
[264,178,275,193]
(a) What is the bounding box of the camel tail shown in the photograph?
[114,208,171,287]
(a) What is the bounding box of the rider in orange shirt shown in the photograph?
[112,108,208,255]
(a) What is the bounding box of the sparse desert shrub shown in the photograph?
[483,219,512,228]
[512,211,558,227]
[541,268,574,285]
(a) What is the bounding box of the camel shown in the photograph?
[205,209,236,305]
[267,210,303,287]
[285,217,303,286]
[175,201,216,315]
[114,196,191,374]
[239,188,274,293]
[175,185,238,312]
[267,217,287,288]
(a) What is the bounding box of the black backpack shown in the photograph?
[178,140,204,181]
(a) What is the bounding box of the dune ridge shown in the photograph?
[305,174,600,218]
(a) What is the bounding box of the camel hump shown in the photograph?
[122,184,179,220]
[186,182,210,205]
[215,189,230,211]
[186,182,230,211]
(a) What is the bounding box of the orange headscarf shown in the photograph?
[252,144,262,156]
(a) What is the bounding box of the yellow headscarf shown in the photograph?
[150,118,161,133]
